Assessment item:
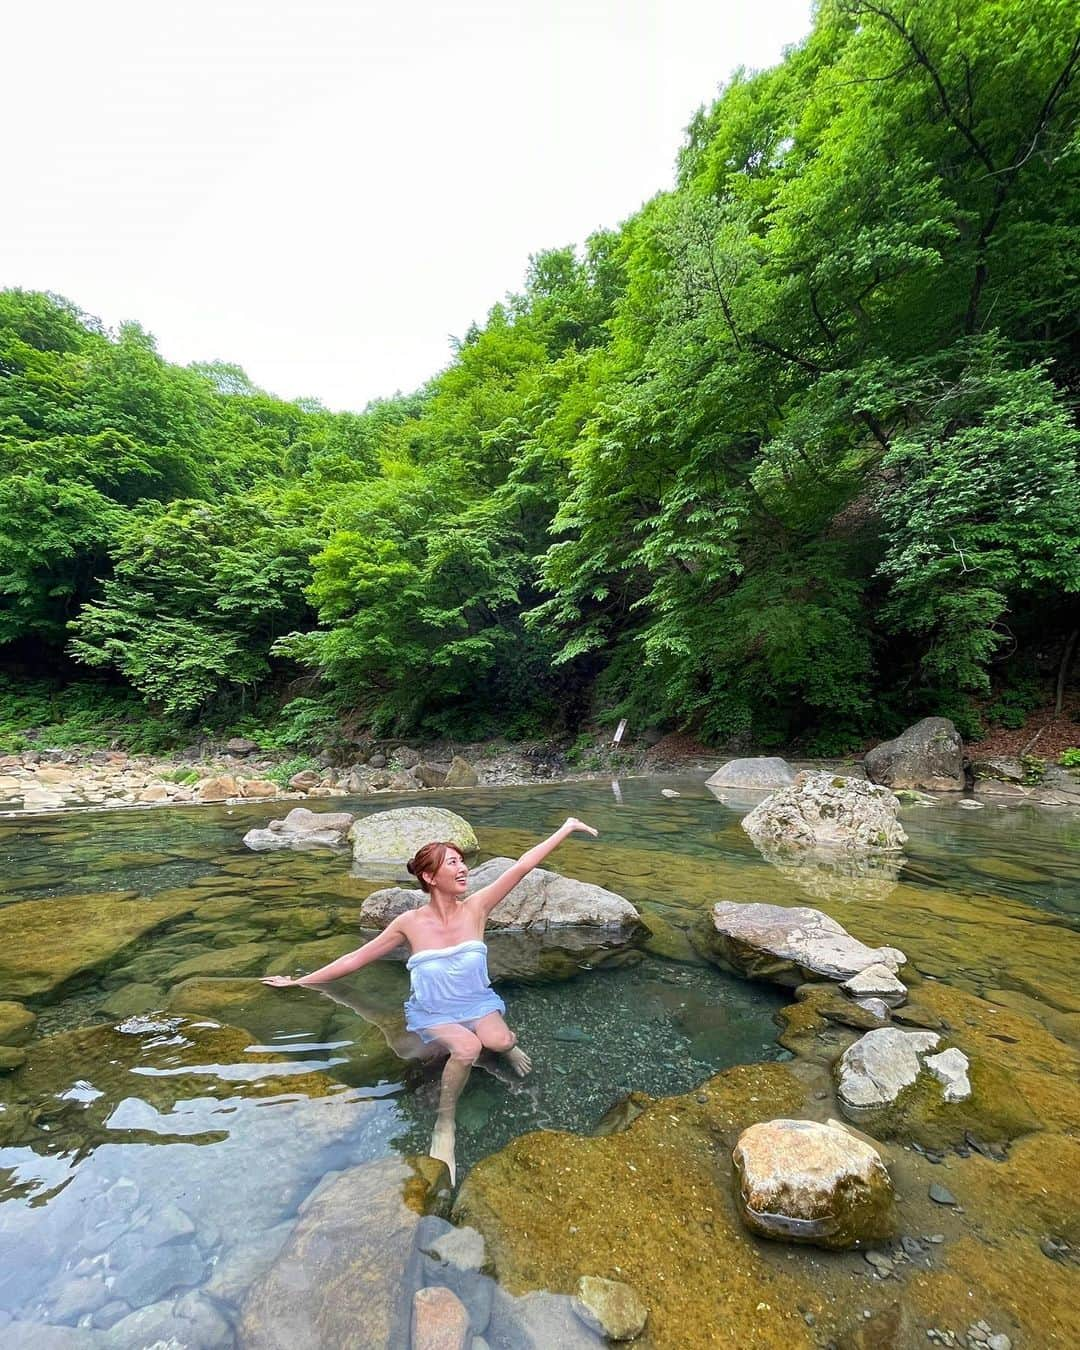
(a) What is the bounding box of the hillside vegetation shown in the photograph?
[2,0,1078,754]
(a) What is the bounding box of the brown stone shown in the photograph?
[240,779,279,798]
[732,1118,894,1249]
[411,1286,470,1350]
[197,774,240,802]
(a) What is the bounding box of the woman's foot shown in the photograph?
[505,1044,533,1077]
[430,1116,457,1186]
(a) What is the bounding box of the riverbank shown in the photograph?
[0,733,725,817]
[3,731,1079,818]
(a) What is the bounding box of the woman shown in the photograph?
[262,815,598,1182]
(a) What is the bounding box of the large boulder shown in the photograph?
[444,755,479,788]
[414,762,451,789]
[361,858,643,935]
[741,772,906,852]
[706,757,794,791]
[348,807,478,867]
[243,807,354,852]
[732,1118,894,1249]
[864,717,964,792]
[360,859,648,982]
[698,901,906,987]
[196,774,240,802]
[238,1156,450,1349]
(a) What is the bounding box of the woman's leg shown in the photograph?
[472,1011,532,1076]
[425,1022,482,1184]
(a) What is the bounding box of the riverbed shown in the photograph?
[0,777,1078,1346]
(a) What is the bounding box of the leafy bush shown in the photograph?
[1058,748,1080,768]
[266,755,319,787]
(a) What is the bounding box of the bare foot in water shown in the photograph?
[430,1116,456,1186]
[505,1045,533,1077]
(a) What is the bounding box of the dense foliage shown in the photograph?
[2,0,1078,750]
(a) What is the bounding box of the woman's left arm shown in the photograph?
[469,817,598,919]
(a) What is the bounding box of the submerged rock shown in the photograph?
[699,901,906,987]
[864,717,964,792]
[706,757,795,790]
[0,1001,36,1046]
[411,1285,470,1349]
[573,1274,649,1340]
[0,894,196,1001]
[742,772,907,853]
[348,807,478,868]
[243,806,354,852]
[454,1063,835,1347]
[238,1156,450,1349]
[732,1118,894,1249]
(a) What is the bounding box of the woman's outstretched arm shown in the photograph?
[469,817,598,919]
[261,919,406,987]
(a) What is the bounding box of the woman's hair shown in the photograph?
[406,840,464,893]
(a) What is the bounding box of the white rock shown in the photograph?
[742,772,907,853]
[705,901,906,986]
[841,963,908,1006]
[923,1047,972,1103]
[836,1028,941,1109]
[706,757,795,790]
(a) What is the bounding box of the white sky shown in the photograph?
[5,0,812,411]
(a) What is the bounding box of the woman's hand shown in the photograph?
[563,817,599,837]
[261,975,301,987]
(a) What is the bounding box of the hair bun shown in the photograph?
[405,858,418,876]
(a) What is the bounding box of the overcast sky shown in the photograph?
[6,0,812,411]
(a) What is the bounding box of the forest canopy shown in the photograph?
[2,0,1078,751]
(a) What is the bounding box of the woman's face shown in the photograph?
[427,848,468,896]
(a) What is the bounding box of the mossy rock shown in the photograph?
[0,1001,36,1047]
[0,894,197,1001]
[347,806,478,867]
[0,1045,27,1073]
[775,985,883,1063]
[164,942,272,983]
[249,907,333,940]
[99,982,165,1019]
[836,1053,1037,1150]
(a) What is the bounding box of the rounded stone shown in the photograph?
[348,807,478,866]
[706,757,795,790]
[574,1275,648,1340]
[732,1118,894,1249]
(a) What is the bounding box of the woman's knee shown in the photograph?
[446,1031,482,1064]
[481,1023,516,1053]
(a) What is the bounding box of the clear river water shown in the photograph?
[0,776,1078,1346]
